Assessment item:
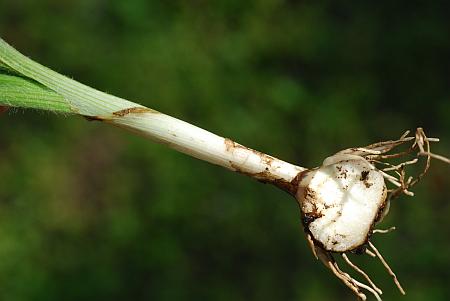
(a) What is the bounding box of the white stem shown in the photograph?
[99,107,306,193]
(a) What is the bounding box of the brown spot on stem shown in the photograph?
[112,107,158,117]
[224,138,275,166]
[229,161,293,193]
[224,138,235,152]
[83,107,158,121]
[223,137,301,193]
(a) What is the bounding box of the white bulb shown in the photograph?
[296,156,387,252]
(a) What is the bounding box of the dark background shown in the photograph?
[0,1,449,300]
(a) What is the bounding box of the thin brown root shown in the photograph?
[315,248,366,300]
[419,151,450,164]
[351,147,382,155]
[426,138,440,142]
[316,246,385,301]
[366,249,376,258]
[330,261,367,300]
[373,227,396,234]
[382,159,418,172]
[399,130,410,139]
[379,171,402,187]
[362,136,414,154]
[335,128,449,201]
[306,233,318,260]
[376,128,432,199]
[351,279,382,301]
[369,242,406,295]
[331,260,381,301]
[342,253,383,296]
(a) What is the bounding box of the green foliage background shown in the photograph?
[0,1,449,300]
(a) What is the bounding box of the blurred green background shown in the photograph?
[0,1,449,300]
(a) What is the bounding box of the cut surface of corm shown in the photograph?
[297,157,387,253]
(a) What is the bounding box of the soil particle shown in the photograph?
[360,170,373,188]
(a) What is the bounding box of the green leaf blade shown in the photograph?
[0,73,73,113]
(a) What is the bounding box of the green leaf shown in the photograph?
[0,38,140,116]
[0,73,72,113]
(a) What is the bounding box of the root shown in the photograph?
[312,245,384,301]
[365,249,376,258]
[351,279,382,301]
[419,151,450,164]
[315,247,367,300]
[373,227,396,234]
[334,128,449,201]
[342,253,383,296]
[305,233,318,260]
[310,241,404,300]
[369,242,406,295]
